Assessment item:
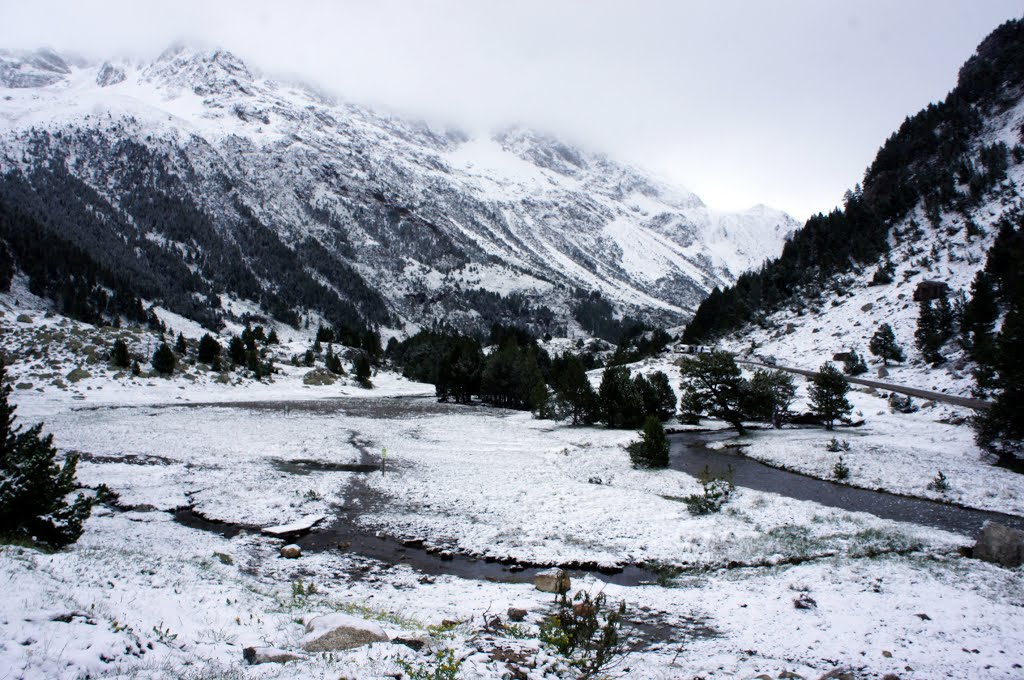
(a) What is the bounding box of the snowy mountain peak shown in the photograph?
[0,48,71,88]
[142,43,254,96]
[0,41,799,335]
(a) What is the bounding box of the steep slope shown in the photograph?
[686,19,1024,401]
[0,44,797,336]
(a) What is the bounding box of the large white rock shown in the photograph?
[300,613,389,652]
[533,567,571,593]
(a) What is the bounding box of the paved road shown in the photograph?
[736,360,991,411]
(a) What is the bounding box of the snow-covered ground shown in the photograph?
[2,300,1024,678]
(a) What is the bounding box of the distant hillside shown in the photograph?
[683,18,1024,346]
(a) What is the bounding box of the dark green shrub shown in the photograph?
[1,364,93,548]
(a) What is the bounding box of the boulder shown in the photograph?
[303,368,337,386]
[507,607,528,622]
[300,613,389,652]
[66,368,91,383]
[877,366,889,378]
[973,521,1024,568]
[280,544,302,559]
[243,646,303,664]
[534,567,570,593]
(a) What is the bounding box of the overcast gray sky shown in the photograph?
[1,1,1021,220]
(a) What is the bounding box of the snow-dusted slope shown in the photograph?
[0,45,797,332]
[723,96,1024,399]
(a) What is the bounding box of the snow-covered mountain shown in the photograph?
[696,19,1024,401]
[0,44,797,335]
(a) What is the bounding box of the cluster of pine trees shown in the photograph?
[387,324,679,428]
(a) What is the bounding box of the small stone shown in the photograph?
[915,613,931,621]
[778,672,805,679]
[243,646,302,664]
[793,593,817,609]
[392,636,428,652]
[507,608,528,622]
[280,544,302,559]
[882,650,893,658]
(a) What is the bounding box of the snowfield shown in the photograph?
[2,299,1024,678]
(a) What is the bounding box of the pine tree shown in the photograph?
[197,333,221,364]
[809,362,852,430]
[1,364,93,547]
[962,271,999,362]
[678,351,749,433]
[974,289,1024,458]
[228,336,246,366]
[174,332,187,355]
[745,368,796,428]
[111,338,130,368]
[354,353,372,388]
[915,300,945,364]
[598,366,644,428]
[151,342,176,375]
[266,328,280,345]
[869,323,905,365]
[551,353,598,425]
[628,416,670,468]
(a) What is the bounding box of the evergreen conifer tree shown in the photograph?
[915,300,945,364]
[974,290,1024,458]
[678,351,748,433]
[174,332,187,355]
[809,362,852,430]
[869,323,905,365]
[628,416,670,468]
[354,353,372,388]
[197,334,221,364]
[111,338,130,368]
[1,364,93,547]
[151,342,176,375]
[745,368,796,428]
[228,336,246,366]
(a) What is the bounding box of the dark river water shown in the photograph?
[669,429,1024,536]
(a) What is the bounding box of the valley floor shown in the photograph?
[2,308,1024,679]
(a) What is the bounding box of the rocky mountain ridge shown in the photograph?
[0,44,797,336]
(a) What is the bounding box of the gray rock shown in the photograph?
[877,366,889,378]
[300,613,388,652]
[785,323,796,334]
[793,593,817,609]
[507,607,528,622]
[392,635,428,651]
[534,567,570,593]
[280,544,302,559]
[96,62,126,87]
[302,368,337,386]
[973,521,1024,568]
[817,670,855,680]
[243,646,303,664]
[66,368,91,383]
